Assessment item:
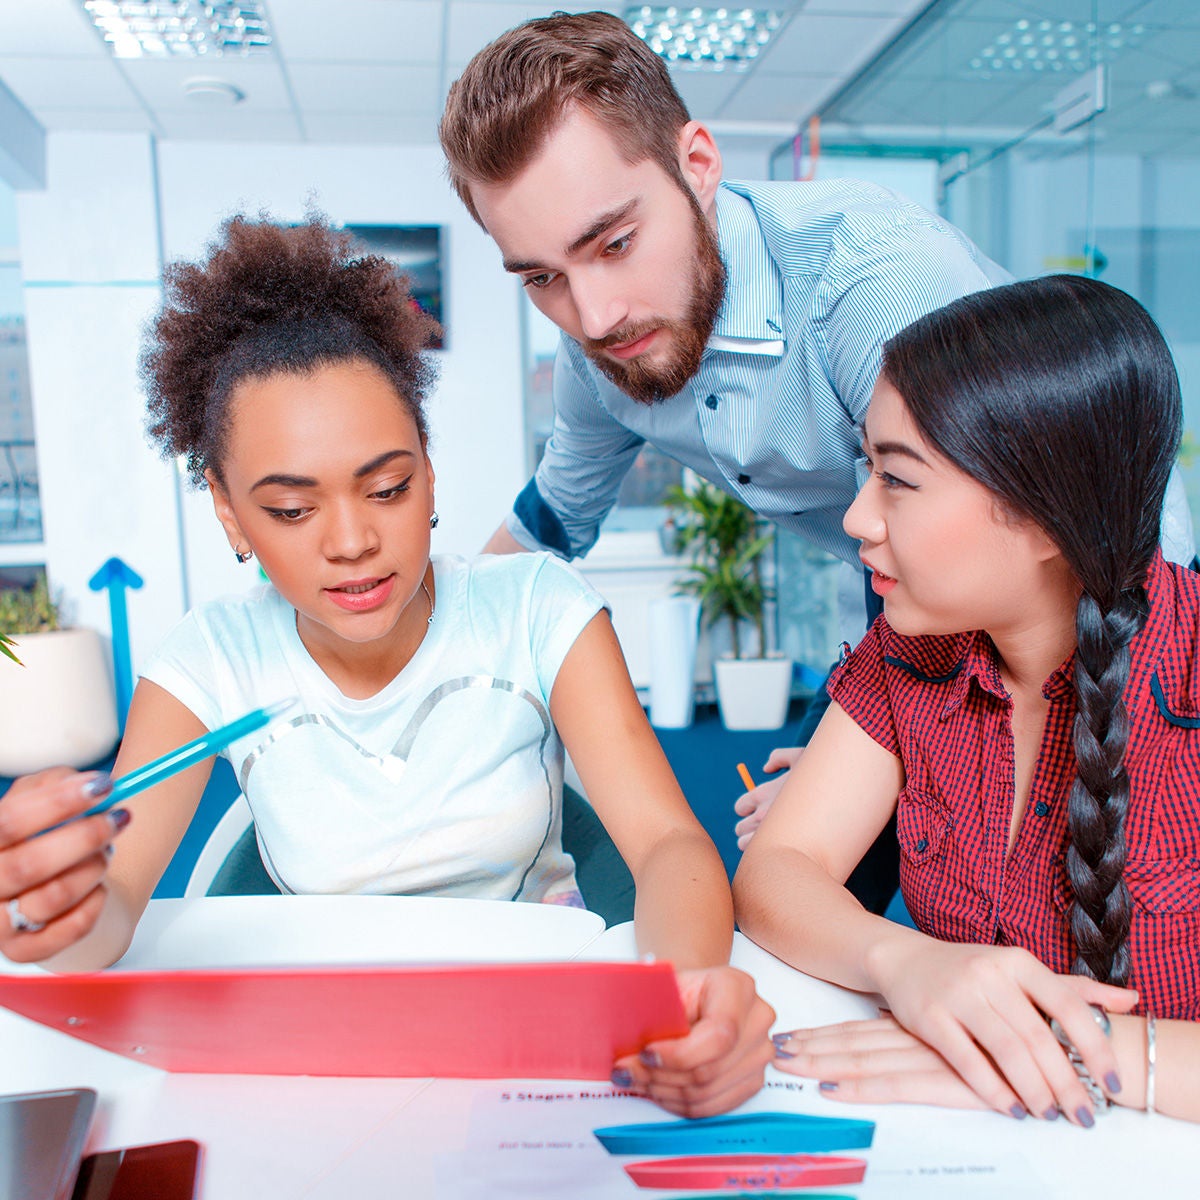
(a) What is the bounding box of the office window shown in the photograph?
[0,179,40,545]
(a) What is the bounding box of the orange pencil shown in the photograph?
[736,762,756,792]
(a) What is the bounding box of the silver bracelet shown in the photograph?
[1145,1013,1157,1115]
[1048,1003,1112,1113]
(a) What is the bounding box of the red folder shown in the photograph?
[0,961,688,1078]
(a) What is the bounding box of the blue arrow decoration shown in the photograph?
[88,557,144,733]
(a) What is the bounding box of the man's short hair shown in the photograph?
[439,11,692,225]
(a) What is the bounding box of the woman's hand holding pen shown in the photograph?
[610,965,776,1118]
[861,934,1139,1126]
[0,768,130,963]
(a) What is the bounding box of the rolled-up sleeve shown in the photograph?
[506,338,646,559]
[826,621,901,757]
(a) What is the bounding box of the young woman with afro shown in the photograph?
[0,214,773,1117]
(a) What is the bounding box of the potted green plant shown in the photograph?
[665,481,793,730]
[0,572,118,775]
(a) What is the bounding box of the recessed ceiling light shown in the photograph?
[80,1,271,59]
[182,76,245,106]
[624,6,783,72]
[967,16,1146,76]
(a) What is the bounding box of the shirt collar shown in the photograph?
[883,627,1070,720]
[883,552,1188,720]
[941,632,1008,717]
[708,183,785,354]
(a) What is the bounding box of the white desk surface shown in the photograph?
[3,898,1197,1198]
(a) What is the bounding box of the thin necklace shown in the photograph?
[420,579,434,624]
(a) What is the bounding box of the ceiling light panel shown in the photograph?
[80,1,272,59]
[969,18,1146,76]
[625,6,783,72]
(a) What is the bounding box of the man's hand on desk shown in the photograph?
[610,965,776,1117]
[734,747,804,851]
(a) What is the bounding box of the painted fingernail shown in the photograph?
[104,843,116,859]
[108,808,132,833]
[771,1032,795,1047]
[1043,1106,1060,1121]
[611,1069,633,1089]
[1010,1103,1027,1120]
[774,1045,796,1059]
[1104,1072,1122,1094]
[82,773,113,799]
[1075,1106,1095,1129]
[818,1081,838,1092]
[639,1049,661,1068]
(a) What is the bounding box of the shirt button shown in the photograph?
[737,473,751,485]
[1034,801,1050,817]
[915,837,929,853]
[704,394,719,410]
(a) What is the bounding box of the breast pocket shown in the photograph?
[895,789,954,935]
[1053,856,1200,1020]
[896,788,951,865]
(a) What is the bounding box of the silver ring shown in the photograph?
[6,897,45,934]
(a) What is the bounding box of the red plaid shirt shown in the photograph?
[828,551,1200,1020]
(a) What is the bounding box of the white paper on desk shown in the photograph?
[433,1079,1048,1199]
[436,1084,662,1199]
[857,1149,1044,1198]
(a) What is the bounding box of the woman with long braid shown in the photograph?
[735,274,1200,1124]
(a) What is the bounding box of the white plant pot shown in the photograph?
[713,654,794,731]
[0,628,119,776]
[647,596,700,729]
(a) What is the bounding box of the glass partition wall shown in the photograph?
[808,0,1200,523]
[770,0,1200,677]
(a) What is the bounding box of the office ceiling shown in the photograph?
[821,0,1200,159]
[2,0,1194,172]
[0,0,931,149]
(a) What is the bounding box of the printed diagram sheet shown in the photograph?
[425,1075,1046,1198]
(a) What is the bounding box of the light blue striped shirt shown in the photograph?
[507,178,1011,566]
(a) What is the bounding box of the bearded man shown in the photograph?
[440,12,1007,580]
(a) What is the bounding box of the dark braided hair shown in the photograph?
[881,275,1182,986]
[142,214,440,487]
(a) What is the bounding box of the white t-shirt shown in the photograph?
[142,554,607,904]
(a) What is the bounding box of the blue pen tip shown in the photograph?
[264,697,300,720]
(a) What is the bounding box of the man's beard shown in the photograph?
[581,199,727,405]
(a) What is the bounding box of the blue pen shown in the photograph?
[76,697,299,820]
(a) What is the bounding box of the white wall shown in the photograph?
[17,133,182,669]
[15,132,528,672]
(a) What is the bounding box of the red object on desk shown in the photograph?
[0,961,688,1078]
[623,1153,867,1190]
